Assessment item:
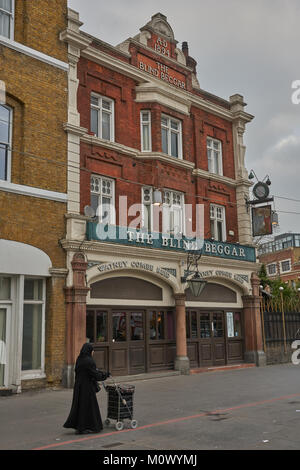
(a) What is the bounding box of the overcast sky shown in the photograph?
[68,0,300,237]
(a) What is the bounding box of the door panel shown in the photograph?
[129,311,146,374]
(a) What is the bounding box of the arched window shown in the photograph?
[0,104,12,181]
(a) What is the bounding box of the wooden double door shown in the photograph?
[86,308,176,376]
[186,310,244,367]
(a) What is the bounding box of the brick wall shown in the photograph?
[0,1,68,387]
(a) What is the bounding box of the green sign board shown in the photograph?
[86,222,256,263]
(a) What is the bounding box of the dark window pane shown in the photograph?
[96,311,107,342]
[200,313,210,338]
[22,304,42,370]
[171,131,178,157]
[86,311,94,343]
[161,128,168,154]
[191,311,198,338]
[91,108,98,136]
[112,312,126,342]
[130,312,144,341]
[157,311,164,339]
[149,311,156,340]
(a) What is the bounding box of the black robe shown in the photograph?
[63,355,108,433]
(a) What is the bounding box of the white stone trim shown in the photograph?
[0,36,69,71]
[0,180,68,202]
[0,180,67,203]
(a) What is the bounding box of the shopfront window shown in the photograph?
[22,279,45,371]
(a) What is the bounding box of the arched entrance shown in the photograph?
[87,272,178,376]
[185,280,246,367]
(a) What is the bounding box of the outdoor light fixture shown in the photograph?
[153,189,162,206]
[186,271,207,297]
[181,250,207,297]
[248,170,255,180]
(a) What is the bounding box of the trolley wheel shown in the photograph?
[130,420,138,429]
[105,418,110,426]
[115,421,124,431]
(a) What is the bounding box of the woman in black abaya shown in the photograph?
[63,343,110,434]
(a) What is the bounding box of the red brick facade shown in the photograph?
[77,43,239,241]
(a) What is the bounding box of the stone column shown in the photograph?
[230,94,254,245]
[242,273,266,366]
[174,293,190,374]
[63,252,89,388]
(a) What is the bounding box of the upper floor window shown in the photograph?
[141,110,152,152]
[0,0,13,39]
[90,94,114,142]
[267,263,277,276]
[90,174,115,224]
[0,104,12,181]
[162,189,184,236]
[280,259,291,273]
[207,137,223,175]
[210,204,226,241]
[161,114,182,159]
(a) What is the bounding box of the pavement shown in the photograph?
[1,363,300,452]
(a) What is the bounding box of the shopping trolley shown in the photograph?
[102,377,138,431]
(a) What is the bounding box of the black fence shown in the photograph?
[261,297,300,364]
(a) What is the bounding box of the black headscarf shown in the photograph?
[78,343,94,358]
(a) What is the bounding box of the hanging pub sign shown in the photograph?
[252,205,272,237]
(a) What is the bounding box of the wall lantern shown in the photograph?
[181,250,207,297]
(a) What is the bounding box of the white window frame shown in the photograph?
[280,259,292,274]
[162,189,185,236]
[21,277,46,380]
[267,263,277,276]
[207,137,223,176]
[210,204,226,242]
[90,174,116,225]
[90,93,114,142]
[140,110,152,152]
[161,114,182,159]
[0,103,12,182]
[0,0,14,40]
[141,186,153,232]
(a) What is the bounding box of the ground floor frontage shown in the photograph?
[62,234,266,387]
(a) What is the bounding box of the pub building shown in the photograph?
[60,10,265,387]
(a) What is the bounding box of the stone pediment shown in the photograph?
[140,13,176,43]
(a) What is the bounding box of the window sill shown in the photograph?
[21,371,46,381]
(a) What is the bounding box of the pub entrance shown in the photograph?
[86,308,176,376]
[186,309,244,368]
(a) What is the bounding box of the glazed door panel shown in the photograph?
[212,312,226,365]
[129,311,146,374]
[110,311,128,376]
